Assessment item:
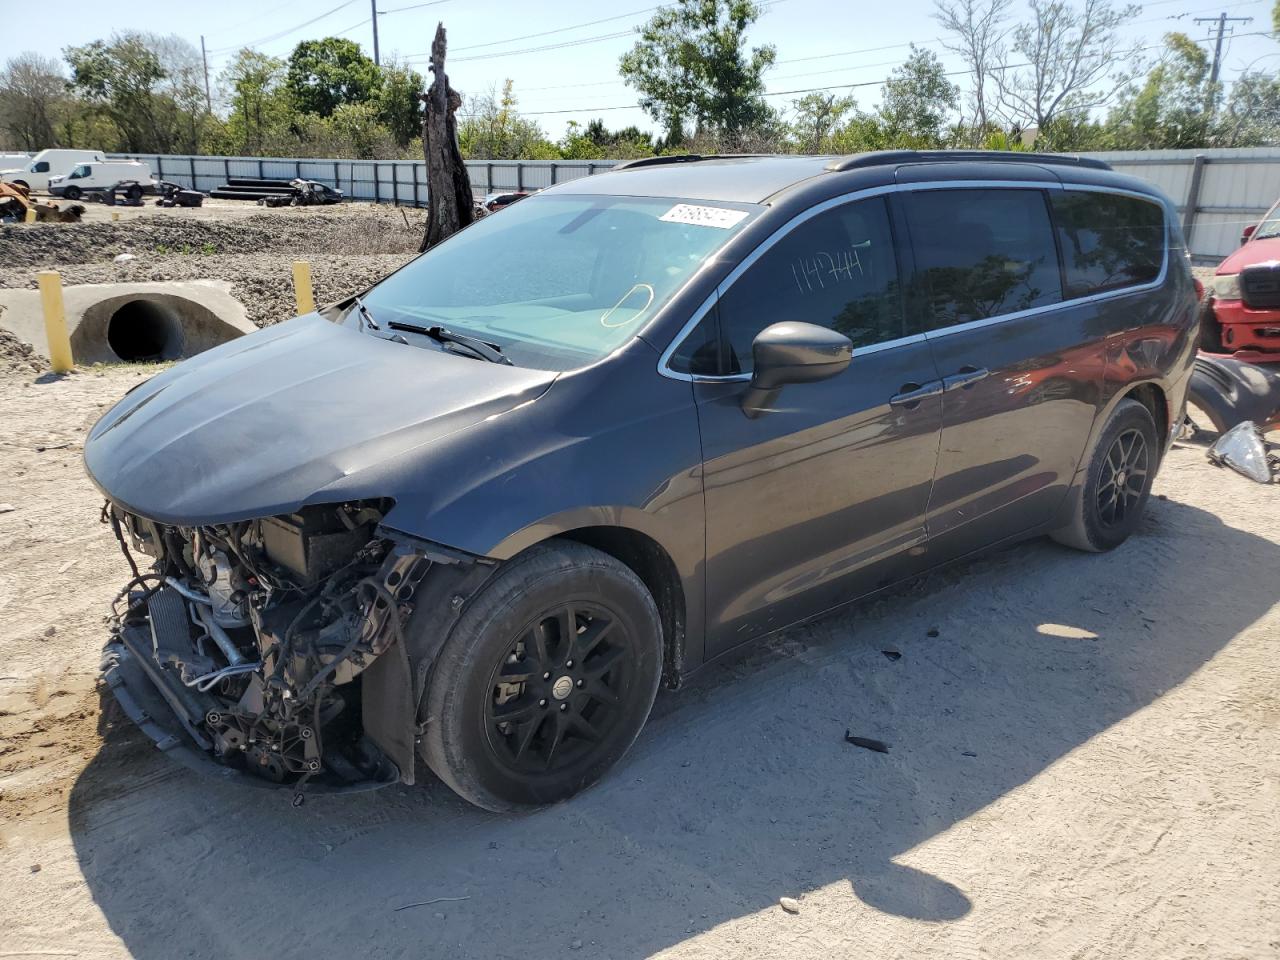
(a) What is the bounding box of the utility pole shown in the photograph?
[1194,12,1253,114]
[371,0,381,66]
[200,35,212,114]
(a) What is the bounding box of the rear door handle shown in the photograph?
[943,366,989,391]
[889,380,944,408]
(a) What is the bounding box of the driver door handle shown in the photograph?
[889,380,944,408]
[943,366,990,391]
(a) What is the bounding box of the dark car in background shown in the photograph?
[86,151,1198,812]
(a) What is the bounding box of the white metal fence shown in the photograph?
[109,148,1280,262]
[107,153,620,206]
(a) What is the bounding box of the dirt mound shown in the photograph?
[3,252,413,328]
[0,326,41,373]
[0,208,424,272]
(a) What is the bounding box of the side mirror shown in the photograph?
[1242,223,1257,245]
[741,322,853,418]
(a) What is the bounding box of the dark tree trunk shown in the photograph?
[419,23,473,253]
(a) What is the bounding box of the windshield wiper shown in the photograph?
[387,321,512,365]
[350,294,379,331]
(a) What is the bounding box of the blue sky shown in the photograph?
[10,0,1279,139]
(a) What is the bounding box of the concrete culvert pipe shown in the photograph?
[0,281,257,366]
[105,299,186,362]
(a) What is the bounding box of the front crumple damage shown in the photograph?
[100,499,485,793]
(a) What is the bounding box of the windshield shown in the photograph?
[1255,204,1280,240]
[357,194,756,370]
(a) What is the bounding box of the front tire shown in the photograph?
[63,185,81,200]
[1052,398,1159,552]
[420,541,663,812]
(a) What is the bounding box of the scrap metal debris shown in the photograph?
[0,182,84,223]
[256,179,345,208]
[844,731,890,753]
[882,649,902,661]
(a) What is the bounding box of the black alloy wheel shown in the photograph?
[484,601,632,774]
[1096,428,1150,530]
[419,540,663,811]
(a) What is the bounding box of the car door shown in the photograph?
[899,185,1108,561]
[670,196,945,658]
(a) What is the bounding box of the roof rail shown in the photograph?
[824,150,1112,172]
[612,153,773,171]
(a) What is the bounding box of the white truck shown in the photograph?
[48,160,156,200]
[0,148,107,193]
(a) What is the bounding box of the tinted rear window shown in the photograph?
[1051,191,1165,297]
[903,188,1062,329]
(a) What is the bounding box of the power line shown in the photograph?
[207,0,359,54]
[406,0,788,64]
[451,6,660,53]
[509,29,1275,117]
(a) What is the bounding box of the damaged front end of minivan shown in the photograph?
[101,498,486,794]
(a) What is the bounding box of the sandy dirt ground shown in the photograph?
[0,363,1276,960]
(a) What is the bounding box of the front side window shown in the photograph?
[1051,191,1165,297]
[904,188,1062,329]
[33,161,49,173]
[359,194,755,371]
[68,165,89,180]
[712,196,905,375]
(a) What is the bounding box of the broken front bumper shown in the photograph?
[102,587,400,795]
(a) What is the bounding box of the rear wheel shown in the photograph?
[420,541,663,812]
[1052,398,1159,552]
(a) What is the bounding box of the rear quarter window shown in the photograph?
[1050,191,1165,297]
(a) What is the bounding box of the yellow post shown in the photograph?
[292,260,315,315]
[37,271,74,373]
[112,211,120,222]
[24,206,36,223]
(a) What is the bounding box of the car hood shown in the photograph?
[1218,236,1280,274]
[85,313,556,525]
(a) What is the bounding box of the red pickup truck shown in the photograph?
[1203,199,1280,362]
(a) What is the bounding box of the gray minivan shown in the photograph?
[86,151,1198,810]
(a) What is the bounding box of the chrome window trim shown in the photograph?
[657,178,1171,382]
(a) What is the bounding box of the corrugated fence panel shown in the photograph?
[106,150,1280,261]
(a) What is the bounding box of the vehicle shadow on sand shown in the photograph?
[67,496,1280,959]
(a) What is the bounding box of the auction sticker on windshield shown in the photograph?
[659,204,749,229]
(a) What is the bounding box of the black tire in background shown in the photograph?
[419,540,663,812]
[1197,296,1225,354]
[1052,398,1160,553]
[63,185,81,200]
[125,184,143,201]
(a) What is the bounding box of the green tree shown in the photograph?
[285,37,381,118]
[789,92,856,152]
[220,49,290,155]
[0,53,67,150]
[457,81,558,159]
[1218,72,1280,146]
[378,61,425,148]
[1104,33,1215,149]
[64,33,205,152]
[619,0,776,144]
[876,46,960,147]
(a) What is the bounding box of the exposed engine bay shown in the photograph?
[101,499,436,792]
